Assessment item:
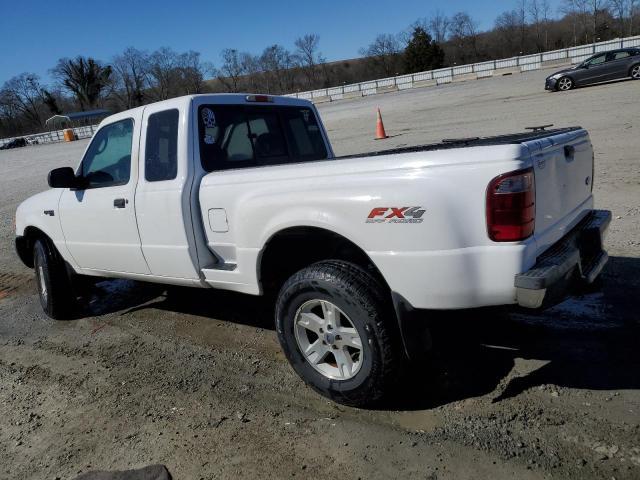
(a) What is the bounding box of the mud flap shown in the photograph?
[391,292,432,362]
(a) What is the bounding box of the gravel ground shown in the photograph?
[1,69,639,480]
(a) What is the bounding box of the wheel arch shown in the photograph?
[258,226,429,361]
[16,226,52,268]
[258,225,389,294]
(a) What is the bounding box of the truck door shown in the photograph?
[58,116,150,274]
[134,103,202,279]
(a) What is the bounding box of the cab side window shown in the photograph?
[145,109,179,182]
[81,119,134,188]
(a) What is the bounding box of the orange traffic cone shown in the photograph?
[375,107,388,140]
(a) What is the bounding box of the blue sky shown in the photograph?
[0,0,563,85]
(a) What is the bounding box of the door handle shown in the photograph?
[114,198,127,208]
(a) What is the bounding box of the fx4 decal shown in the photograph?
[366,207,426,224]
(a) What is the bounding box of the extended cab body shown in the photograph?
[15,94,611,406]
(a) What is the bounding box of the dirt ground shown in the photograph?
[1,69,639,480]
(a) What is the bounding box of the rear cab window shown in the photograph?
[198,105,327,172]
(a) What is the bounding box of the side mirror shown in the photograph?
[48,167,80,189]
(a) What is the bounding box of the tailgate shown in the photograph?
[526,129,594,254]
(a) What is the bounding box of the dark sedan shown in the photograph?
[545,48,640,91]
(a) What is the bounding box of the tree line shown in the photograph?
[1,0,638,138]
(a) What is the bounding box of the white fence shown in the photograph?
[2,35,639,147]
[286,35,640,103]
[0,124,98,148]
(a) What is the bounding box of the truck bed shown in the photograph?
[336,127,582,159]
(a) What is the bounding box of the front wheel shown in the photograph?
[275,260,401,407]
[630,64,640,80]
[33,239,78,319]
[557,76,574,91]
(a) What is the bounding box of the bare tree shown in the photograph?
[148,47,179,101]
[609,0,637,34]
[517,0,528,52]
[294,34,324,88]
[260,45,295,93]
[238,52,263,91]
[565,0,607,42]
[450,12,479,63]
[358,34,402,76]
[428,10,450,43]
[217,49,244,92]
[112,47,149,109]
[529,0,552,50]
[588,0,608,41]
[495,10,524,56]
[0,73,45,127]
[176,50,205,94]
[541,0,552,48]
[561,0,579,44]
[609,0,627,29]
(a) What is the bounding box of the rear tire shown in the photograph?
[33,239,78,319]
[630,64,640,80]
[557,76,574,91]
[275,260,401,407]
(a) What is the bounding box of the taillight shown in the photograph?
[486,168,535,242]
[246,95,273,103]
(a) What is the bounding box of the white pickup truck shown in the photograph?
[15,94,610,406]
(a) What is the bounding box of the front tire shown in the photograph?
[630,64,640,80]
[557,76,574,91]
[275,260,401,407]
[33,239,78,319]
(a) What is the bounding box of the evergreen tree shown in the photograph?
[403,27,445,74]
[42,90,62,115]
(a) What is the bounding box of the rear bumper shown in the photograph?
[515,209,611,308]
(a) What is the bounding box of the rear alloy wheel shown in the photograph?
[557,76,573,91]
[293,299,363,380]
[631,65,640,80]
[276,260,401,407]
